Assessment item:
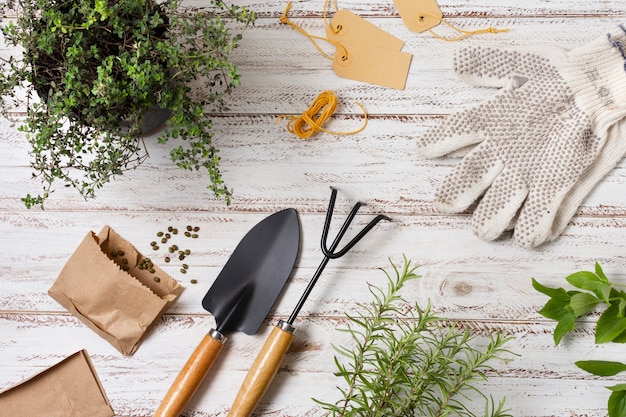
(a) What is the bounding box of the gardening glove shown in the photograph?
[549,119,626,242]
[416,26,626,248]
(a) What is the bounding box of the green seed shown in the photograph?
[157,231,164,237]
[182,264,189,270]
[180,268,187,274]
[190,279,198,284]
[192,234,198,239]
[161,238,167,244]
[152,245,159,251]
[150,241,157,246]
[184,249,191,255]
[154,276,161,283]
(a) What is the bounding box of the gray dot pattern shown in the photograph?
[417,46,602,248]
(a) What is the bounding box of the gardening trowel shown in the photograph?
[154,208,300,417]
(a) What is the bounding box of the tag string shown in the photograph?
[280,2,348,60]
[276,90,368,139]
[422,13,509,41]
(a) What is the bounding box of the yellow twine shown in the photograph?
[276,90,368,139]
[280,2,348,60]
[421,13,509,41]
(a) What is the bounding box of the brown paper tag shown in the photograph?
[0,350,114,417]
[332,39,412,90]
[326,10,404,51]
[393,0,443,33]
[49,226,183,356]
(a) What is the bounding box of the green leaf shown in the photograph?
[569,292,601,317]
[554,311,576,346]
[566,271,605,291]
[596,304,626,344]
[596,262,609,283]
[575,360,626,376]
[608,386,626,417]
[532,278,570,301]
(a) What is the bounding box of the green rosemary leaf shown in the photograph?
[315,256,512,417]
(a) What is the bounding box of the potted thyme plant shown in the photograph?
[0,0,255,207]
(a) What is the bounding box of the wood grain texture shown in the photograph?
[2,1,626,416]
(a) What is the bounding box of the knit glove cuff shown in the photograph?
[562,25,626,135]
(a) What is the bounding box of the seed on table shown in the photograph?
[192,234,198,239]
[172,244,179,251]
[179,254,185,261]
[157,231,164,237]
[167,226,173,232]
[184,231,191,237]
[161,238,167,244]
[182,264,189,270]
[165,233,171,239]
[186,225,192,231]
[150,241,157,246]
[184,249,190,255]
[193,226,200,232]
[164,256,170,263]
[172,228,178,235]
[152,245,159,251]
[190,279,198,284]
[180,268,187,274]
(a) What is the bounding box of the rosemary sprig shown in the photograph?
[315,257,513,417]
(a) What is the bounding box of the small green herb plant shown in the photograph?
[0,0,255,207]
[533,263,626,417]
[315,257,513,417]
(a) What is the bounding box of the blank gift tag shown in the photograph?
[326,10,405,51]
[393,0,442,33]
[332,40,412,89]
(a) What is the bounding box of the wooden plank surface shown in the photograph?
[2,1,626,416]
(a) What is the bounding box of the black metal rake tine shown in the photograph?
[287,187,391,324]
[321,188,391,259]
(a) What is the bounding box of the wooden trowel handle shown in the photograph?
[154,330,226,417]
[227,321,295,417]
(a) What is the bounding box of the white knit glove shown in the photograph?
[416,27,626,248]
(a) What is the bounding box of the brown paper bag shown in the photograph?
[0,350,114,417]
[49,225,183,355]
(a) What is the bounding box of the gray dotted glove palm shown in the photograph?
[417,27,626,248]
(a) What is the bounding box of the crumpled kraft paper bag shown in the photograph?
[0,349,114,417]
[49,225,183,355]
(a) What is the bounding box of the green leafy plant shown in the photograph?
[314,257,513,417]
[0,0,255,207]
[533,262,626,417]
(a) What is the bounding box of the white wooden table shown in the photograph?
[2,1,626,416]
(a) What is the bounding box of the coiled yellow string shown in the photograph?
[422,13,509,42]
[276,91,368,139]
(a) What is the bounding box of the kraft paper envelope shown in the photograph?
[49,225,183,355]
[0,350,114,417]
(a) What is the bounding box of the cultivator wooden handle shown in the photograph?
[227,321,295,417]
[154,330,225,417]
